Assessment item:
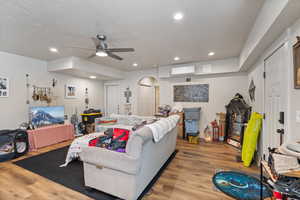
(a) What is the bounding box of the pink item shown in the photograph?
[27,124,74,151]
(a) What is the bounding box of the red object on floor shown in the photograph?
[27,124,74,151]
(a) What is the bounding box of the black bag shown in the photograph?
[0,129,29,162]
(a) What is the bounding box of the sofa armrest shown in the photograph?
[80,147,141,175]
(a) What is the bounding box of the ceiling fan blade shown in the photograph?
[107,52,123,60]
[87,54,96,59]
[65,46,95,51]
[106,48,135,52]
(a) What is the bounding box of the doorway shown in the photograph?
[105,84,121,116]
[137,76,159,116]
[263,44,288,155]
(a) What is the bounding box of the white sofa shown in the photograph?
[80,125,178,200]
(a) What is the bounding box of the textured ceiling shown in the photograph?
[0,0,264,71]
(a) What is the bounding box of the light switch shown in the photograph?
[296,111,300,123]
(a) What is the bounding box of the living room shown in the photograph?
[1,0,300,200]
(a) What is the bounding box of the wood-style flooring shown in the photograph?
[0,139,259,200]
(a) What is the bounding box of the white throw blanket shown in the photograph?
[146,115,179,142]
[60,132,104,167]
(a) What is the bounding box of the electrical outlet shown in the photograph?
[296,111,300,123]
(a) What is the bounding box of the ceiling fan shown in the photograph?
[69,35,135,60]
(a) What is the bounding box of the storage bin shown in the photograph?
[188,136,199,144]
[185,120,199,134]
[183,107,201,120]
[187,132,199,137]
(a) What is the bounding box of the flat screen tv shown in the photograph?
[30,106,65,128]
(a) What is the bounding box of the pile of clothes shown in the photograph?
[88,128,130,153]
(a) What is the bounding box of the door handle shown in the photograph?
[276,129,284,135]
[278,112,284,124]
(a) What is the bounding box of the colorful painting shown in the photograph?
[30,106,65,127]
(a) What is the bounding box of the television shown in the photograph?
[30,106,65,128]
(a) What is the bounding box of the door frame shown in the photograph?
[262,42,289,156]
[104,83,120,116]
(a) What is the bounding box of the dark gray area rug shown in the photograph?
[14,146,177,200]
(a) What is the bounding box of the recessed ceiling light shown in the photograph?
[174,56,180,61]
[49,47,58,53]
[208,52,215,56]
[173,12,184,21]
[89,76,97,79]
[96,50,108,57]
[133,63,138,67]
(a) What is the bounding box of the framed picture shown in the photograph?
[293,36,300,89]
[0,76,9,98]
[173,84,209,102]
[65,84,77,98]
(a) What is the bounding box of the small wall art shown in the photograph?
[65,84,78,99]
[0,76,9,97]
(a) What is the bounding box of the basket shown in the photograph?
[188,136,199,144]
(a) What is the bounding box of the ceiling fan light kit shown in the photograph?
[96,51,108,57]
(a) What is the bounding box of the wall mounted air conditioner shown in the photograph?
[171,65,195,76]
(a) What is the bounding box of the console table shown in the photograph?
[27,124,74,151]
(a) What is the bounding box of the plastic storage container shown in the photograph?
[185,120,199,134]
[183,107,201,120]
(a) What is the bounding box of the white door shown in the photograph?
[264,45,287,155]
[138,86,156,116]
[106,85,121,116]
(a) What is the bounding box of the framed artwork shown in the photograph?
[293,36,300,89]
[0,76,9,97]
[174,84,209,102]
[65,84,78,98]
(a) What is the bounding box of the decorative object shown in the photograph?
[65,84,77,98]
[293,36,300,89]
[84,88,89,109]
[0,76,9,97]
[225,93,251,149]
[32,85,52,104]
[124,103,132,115]
[174,84,209,102]
[52,78,57,88]
[248,79,256,102]
[124,87,132,103]
[26,74,30,104]
[30,106,65,128]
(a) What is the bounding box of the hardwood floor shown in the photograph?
[0,139,259,200]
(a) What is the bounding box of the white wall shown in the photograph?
[105,68,248,135]
[247,17,300,153]
[0,52,104,129]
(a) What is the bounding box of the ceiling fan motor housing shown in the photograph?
[96,34,106,41]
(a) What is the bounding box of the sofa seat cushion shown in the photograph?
[80,146,141,175]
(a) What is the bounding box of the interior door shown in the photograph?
[106,85,121,116]
[138,85,156,116]
[264,45,287,155]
